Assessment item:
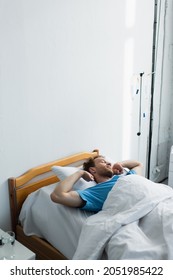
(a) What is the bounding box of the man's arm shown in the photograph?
[112,160,143,175]
[50,170,93,207]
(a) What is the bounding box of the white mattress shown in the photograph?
[19,184,94,259]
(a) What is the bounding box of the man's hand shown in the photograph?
[112,162,124,175]
[82,170,95,182]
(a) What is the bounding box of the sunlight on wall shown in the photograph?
[125,0,136,28]
[122,0,136,159]
[122,38,134,159]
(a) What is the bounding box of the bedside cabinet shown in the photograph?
[0,229,35,260]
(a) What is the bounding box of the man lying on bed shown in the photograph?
[50,156,143,212]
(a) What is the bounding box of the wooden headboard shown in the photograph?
[8,149,99,232]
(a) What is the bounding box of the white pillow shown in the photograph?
[51,166,96,190]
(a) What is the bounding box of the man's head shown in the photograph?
[83,156,113,182]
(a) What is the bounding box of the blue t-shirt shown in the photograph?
[77,170,136,212]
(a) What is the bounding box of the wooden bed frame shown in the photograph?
[8,149,99,260]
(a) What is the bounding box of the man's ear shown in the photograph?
[89,167,96,174]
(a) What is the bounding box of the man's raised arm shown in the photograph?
[50,170,93,207]
[112,160,143,175]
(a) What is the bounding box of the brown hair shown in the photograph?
[83,155,103,172]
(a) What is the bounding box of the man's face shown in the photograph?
[93,157,113,178]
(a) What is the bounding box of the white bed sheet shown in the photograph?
[19,184,94,259]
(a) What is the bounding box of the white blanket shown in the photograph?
[73,175,173,260]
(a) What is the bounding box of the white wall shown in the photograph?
[0,0,154,230]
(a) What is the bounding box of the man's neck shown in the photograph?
[94,175,113,184]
